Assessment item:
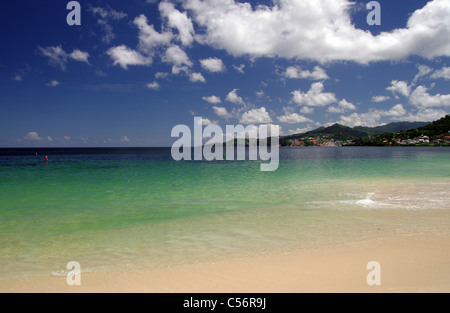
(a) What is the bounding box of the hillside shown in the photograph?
[354,121,429,135]
[280,120,433,146]
[353,115,450,146]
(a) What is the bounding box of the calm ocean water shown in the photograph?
[1,147,449,279]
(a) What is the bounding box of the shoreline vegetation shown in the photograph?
[280,114,450,147]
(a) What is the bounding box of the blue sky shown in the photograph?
[0,0,449,147]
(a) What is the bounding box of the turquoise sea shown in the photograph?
[1,147,449,279]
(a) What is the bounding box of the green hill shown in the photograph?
[354,121,429,135]
[280,120,433,145]
[353,115,450,146]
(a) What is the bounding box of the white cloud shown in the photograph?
[239,107,272,124]
[95,69,107,77]
[13,74,23,81]
[412,64,433,85]
[89,5,127,44]
[394,108,448,122]
[189,72,206,83]
[64,136,71,141]
[284,66,329,80]
[38,46,89,71]
[255,90,265,98]
[200,57,226,72]
[431,66,450,80]
[171,65,190,75]
[202,95,221,104]
[372,95,391,103]
[386,104,407,117]
[89,5,127,20]
[146,81,160,90]
[212,106,232,118]
[107,45,152,69]
[69,49,90,64]
[183,0,450,63]
[277,113,312,124]
[155,72,169,79]
[226,88,245,105]
[134,14,173,54]
[300,106,315,114]
[409,85,450,108]
[159,2,195,46]
[46,80,60,87]
[47,136,53,142]
[288,125,315,135]
[386,80,411,97]
[195,117,216,126]
[24,132,43,141]
[338,104,407,127]
[120,136,130,142]
[327,99,356,114]
[291,82,337,107]
[233,64,245,74]
[163,45,192,67]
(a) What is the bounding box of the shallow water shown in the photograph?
[0,147,449,278]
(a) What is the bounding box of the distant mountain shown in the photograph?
[301,123,368,139]
[353,115,450,146]
[354,121,429,135]
[281,121,432,143]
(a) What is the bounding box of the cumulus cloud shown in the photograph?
[338,104,407,127]
[24,132,43,141]
[202,95,221,104]
[288,125,315,135]
[233,64,245,74]
[189,72,206,83]
[212,106,233,118]
[195,117,217,126]
[69,49,90,64]
[200,57,226,72]
[300,106,315,115]
[327,99,356,114]
[146,81,160,90]
[284,66,329,80]
[226,89,245,105]
[155,72,169,79]
[89,5,127,20]
[409,85,450,108]
[371,95,391,103]
[412,64,433,85]
[38,46,90,71]
[46,80,60,87]
[163,45,192,67]
[159,2,195,46]
[239,107,272,124]
[277,113,312,124]
[107,45,152,69]
[394,108,448,122]
[89,5,127,44]
[386,80,411,97]
[134,14,173,54]
[183,0,450,63]
[291,82,337,107]
[431,66,450,80]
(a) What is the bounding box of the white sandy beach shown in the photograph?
[1,233,449,293]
